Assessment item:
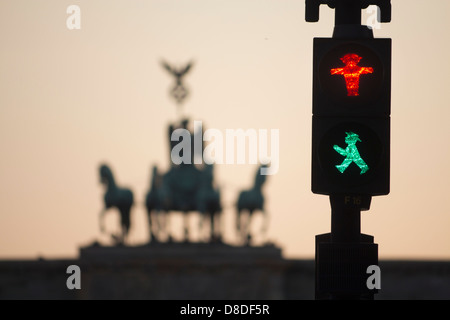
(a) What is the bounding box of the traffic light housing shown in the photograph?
[312,38,391,196]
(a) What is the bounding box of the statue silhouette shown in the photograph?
[164,161,203,241]
[164,119,203,241]
[99,164,134,245]
[161,60,193,106]
[144,154,204,242]
[236,165,269,245]
[143,119,223,243]
[145,165,167,242]
[161,61,192,87]
[197,164,222,243]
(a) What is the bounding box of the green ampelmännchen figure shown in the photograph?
[333,132,369,175]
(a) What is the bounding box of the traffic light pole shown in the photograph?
[307,0,391,300]
[316,194,377,300]
[331,195,363,243]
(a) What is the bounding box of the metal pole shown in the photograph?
[331,198,361,243]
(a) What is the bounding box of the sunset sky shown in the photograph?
[1,1,450,260]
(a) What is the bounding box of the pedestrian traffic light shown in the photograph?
[307,0,391,300]
[312,38,391,196]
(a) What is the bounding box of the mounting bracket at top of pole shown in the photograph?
[305,0,391,24]
[305,0,391,38]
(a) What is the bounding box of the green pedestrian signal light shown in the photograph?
[333,132,369,175]
[312,119,389,196]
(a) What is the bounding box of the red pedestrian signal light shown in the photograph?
[313,39,391,117]
[330,53,374,97]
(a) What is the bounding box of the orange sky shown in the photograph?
[1,0,450,260]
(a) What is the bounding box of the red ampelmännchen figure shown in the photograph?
[331,53,373,96]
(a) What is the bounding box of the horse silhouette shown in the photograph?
[99,164,134,244]
[145,163,223,243]
[236,165,268,245]
[145,165,169,242]
[196,164,222,243]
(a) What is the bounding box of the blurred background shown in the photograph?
[0,0,449,260]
